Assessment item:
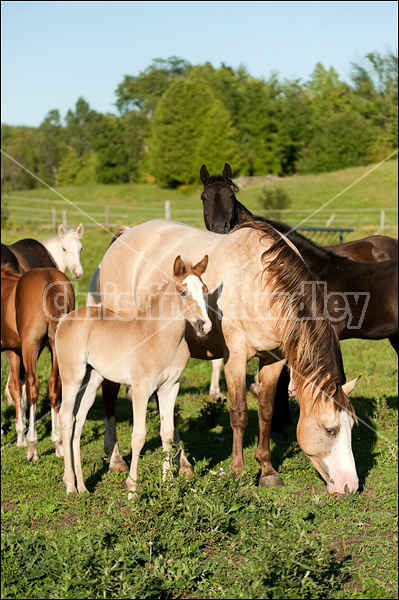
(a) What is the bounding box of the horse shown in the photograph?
[56,255,211,499]
[1,265,75,460]
[98,219,360,494]
[200,163,398,430]
[200,163,398,263]
[1,223,85,278]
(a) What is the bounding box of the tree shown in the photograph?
[148,74,240,185]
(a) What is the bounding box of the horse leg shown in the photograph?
[270,363,293,438]
[126,382,150,500]
[5,351,27,447]
[47,336,63,457]
[157,380,192,479]
[256,359,286,488]
[102,379,129,473]
[223,347,249,477]
[59,363,93,495]
[72,368,104,494]
[209,358,225,398]
[21,341,41,461]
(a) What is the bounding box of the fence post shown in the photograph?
[165,200,171,220]
[379,210,385,234]
[51,207,57,233]
[62,210,67,230]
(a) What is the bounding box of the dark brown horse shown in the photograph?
[200,163,398,435]
[1,239,57,272]
[1,264,75,460]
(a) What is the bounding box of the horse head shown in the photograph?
[173,254,212,337]
[57,224,84,279]
[200,164,238,234]
[296,377,361,494]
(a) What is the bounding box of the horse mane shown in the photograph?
[1,263,21,279]
[108,225,129,249]
[233,221,353,414]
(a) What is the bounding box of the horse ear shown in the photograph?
[200,165,210,187]
[223,163,232,181]
[58,224,66,238]
[324,380,337,399]
[193,255,209,276]
[77,223,84,238]
[342,376,361,395]
[173,255,186,278]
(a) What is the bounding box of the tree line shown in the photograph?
[1,50,397,190]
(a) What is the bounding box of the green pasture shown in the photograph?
[1,161,398,599]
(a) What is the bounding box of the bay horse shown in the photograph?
[2,224,84,400]
[1,265,75,460]
[200,163,398,431]
[56,255,211,498]
[98,219,360,494]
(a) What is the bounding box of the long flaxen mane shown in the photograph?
[233,222,354,413]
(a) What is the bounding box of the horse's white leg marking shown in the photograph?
[26,403,38,462]
[51,408,63,457]
[15,391,27,447]
[209,358,224,398]
[73,370,104,494]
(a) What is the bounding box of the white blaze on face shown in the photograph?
[323,411,358,494]
[182,275,212,333]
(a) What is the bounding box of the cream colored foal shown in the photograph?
[56,255,211,499]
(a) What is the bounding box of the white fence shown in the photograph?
[2,194,398,237]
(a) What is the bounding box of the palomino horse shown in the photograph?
[99,220,360,494]
[42,224,84,279]
[1,265,75,459]
[56,255,211,498]
[200,163,398,430]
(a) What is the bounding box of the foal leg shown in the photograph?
[126,382,150,500]
[256,359,286,488]
[5,351,27,447]
[102,379,129,473]
[223,347,249,477]
[72,369,104,494]
[157,380,192,479]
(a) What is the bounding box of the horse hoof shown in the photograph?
[178,465,193,479]
[127,491,138,501]
[259,474,285,488]
[27,449,39,462]
[109,460,129,473]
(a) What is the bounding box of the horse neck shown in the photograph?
[43,238,65,272]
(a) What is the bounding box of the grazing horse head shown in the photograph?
[45,224,84,279]
[200,164,240,234]
[296,377,360,494]
[172,254,211,337]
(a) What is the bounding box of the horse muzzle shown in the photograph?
[194,317,212,336]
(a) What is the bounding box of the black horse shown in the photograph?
[200,163,398,435]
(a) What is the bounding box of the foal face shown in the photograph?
[173,255,212,337]
[297,386,358,494]
[58,224,84,279]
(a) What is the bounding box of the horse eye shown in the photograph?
[179,290,187,298]
[325,427,338,437]
[201,195,206,202]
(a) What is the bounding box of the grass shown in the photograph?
[1,160,398,598]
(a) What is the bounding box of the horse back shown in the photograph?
[8,239,57,271]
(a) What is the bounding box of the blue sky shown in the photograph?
[1,1,398,127]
